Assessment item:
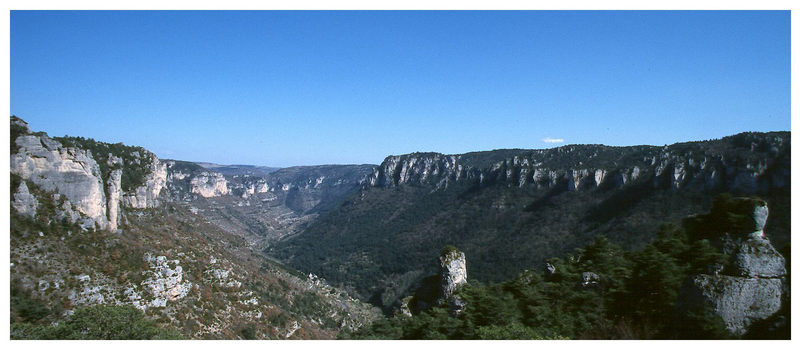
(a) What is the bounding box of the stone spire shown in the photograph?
[438,246,467,301]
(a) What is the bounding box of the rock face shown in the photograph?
[260,164,376,213]
[106,169,123,232]
[164,161,376,248]
[273,131,790,311]
[10,116,167,231]
[438,248,468,315]
[682,275,784,336]
[12,182,38,217]
[11,133,109,229]
[678,199,787,336]
[730,232,786,278]
[123,153,167,208]
[190,172,230,197]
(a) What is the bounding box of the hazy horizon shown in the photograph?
[11,10,790,167]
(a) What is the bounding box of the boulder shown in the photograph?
[581,271,600,287]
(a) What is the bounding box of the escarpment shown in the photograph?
[367,132,789,194]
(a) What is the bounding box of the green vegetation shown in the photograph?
[346,227,733,339]
[11,278,60,325]
[54,136,154,192]
[685,193,768,240]
[345,192,780,340]
[11,305,183,340]
[166,159,206,173]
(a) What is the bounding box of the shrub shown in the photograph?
[12,305,183,340]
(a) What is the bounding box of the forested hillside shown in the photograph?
[344,195,789,339]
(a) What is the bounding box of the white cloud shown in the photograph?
[542,137,564,144]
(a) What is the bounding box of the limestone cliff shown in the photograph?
[190,172,230,197]
[366,132,789,194]
[167,162,375,249]
[165,160,230,199]
[10,116,168,231]
[106,168,123,232]
[11,118,109,230]
[10,116,381,339]
[123,153,167,208]
[274,131,790,310]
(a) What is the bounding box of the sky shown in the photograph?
[10,10,790,167]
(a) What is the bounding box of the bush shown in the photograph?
[12,305,183,340]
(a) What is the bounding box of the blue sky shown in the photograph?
[11,11,790,167]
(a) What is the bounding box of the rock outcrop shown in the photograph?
[123,153,167,208]
[581,271,600,287]
[142,254,192,309]
[190,172,230,198]
[106,169,123,232]
[678,198,787,336]
[10,116,167,231]
[11,130,109,229]
[12,182,38,217]
[439,247,467,301]
[681,275,784,336]
[401,247,469,316]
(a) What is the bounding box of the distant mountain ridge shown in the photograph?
[196,162,281,177]
[365,132,789,192]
